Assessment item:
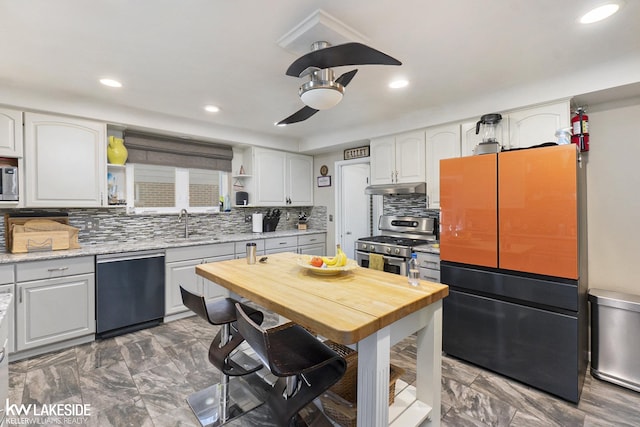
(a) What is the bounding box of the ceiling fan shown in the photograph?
[276,41,402,126]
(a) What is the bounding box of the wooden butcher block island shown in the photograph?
[197,251,449,427]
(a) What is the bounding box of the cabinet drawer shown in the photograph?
[416,252,440,270]
[419,267,440,283]
[297,233,326,246]
[16,256,94,282]
[166,243,234,263]
[234,240,265,254]
[0,265,14,285]
[264,236,297,250]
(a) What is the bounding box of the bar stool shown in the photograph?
[180,286,264,426]
[235,303,347,426]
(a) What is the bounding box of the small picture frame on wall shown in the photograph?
[317,176,331,187]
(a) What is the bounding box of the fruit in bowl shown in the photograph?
[309,256,324,268]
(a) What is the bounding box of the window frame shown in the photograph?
[125,164,229,215]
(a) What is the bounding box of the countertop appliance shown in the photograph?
[355,215,437,275]
[96,250,165,338]
[474,113,503,155]
[439,144,588,403]
[0,166,18,201]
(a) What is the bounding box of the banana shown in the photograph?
[322,255,338,266]
[336,244,348,267]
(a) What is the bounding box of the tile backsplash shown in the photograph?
[0,206,326,250]
[383,194,439,220]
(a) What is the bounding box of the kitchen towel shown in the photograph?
[369,253,384,271]
[252,213,263,233]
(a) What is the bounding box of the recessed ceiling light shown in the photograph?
[389,79,409,89]
[99,78,122,88]
[204,105,220,113]
[579,3,621,24]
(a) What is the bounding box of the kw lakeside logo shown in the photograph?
[3,400,91,425]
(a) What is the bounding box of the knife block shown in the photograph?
[263,217,280,232]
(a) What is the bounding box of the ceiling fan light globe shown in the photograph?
[299,79,345,110]
[300,87,343,110]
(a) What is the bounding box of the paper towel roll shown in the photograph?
[252,213,263,233]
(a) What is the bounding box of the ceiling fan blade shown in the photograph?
[286,42,401,77]
[336,69,358,87]
[276,105,319,126]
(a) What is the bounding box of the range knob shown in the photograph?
[385,247,391,254]
[394,248,401,255]
[361,244,367,250]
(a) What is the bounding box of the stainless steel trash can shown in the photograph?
[589,288,640,392]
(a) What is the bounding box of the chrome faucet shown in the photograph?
[178,208,189,238]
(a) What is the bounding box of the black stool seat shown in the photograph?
[235,303,346,426]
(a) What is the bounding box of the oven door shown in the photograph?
[356,250,407,275]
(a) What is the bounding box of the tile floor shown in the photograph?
[8,310,640,426]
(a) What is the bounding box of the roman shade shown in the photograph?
[123,131,233,172]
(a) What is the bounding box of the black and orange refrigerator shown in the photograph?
[440,144,588,403]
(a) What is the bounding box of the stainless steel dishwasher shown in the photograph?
[96,250,165,338]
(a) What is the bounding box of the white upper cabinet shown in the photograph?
[506,101,570,149]
[251,147,313,206]
[370,130,426,185]
[0,107,23,157]
[286,153,314,206]
[460,101,570,155]
[24,112,106,207]
[425,124,461,209]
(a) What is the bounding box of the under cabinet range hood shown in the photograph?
[364,182,426,195]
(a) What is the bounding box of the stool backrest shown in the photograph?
[180,286,209,322]
[235,302,271,370]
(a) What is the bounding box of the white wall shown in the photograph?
[586,97,640,295]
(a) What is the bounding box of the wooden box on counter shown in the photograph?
[4,215,80,253]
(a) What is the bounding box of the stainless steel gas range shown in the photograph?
[355,215,437,275]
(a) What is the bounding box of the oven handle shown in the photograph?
[356,251,406,264]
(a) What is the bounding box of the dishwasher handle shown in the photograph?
[97,251,165,264]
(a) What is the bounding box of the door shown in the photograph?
[24,112,106,207]
[16,274,95,351]
[426,124,461,209]
[440,154,498,267]
[286,153,313,205]
[253,148,286,205]
[498,144,578,278]
[369,137,395,184]
[395,130,426,183]
[165,258,202,315]
[202,255,233,300]
[338,161,370,259]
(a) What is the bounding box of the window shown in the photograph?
[128,163,229,213]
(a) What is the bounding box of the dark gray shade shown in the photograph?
[124,131,233,172]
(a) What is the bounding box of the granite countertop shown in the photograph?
[0,229,327,264]
[0,293,12,325]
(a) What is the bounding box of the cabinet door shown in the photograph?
[395,131,426,183]
[426,125,461,209]
[507,101,570,149]
[298,244,325,256]
[16,274,95,351]
[286,153,313,206]
[253,148,286,206]
[202,255,233,300]
[0,284,15,354]
[165,258,203,315]
[369,136,395,184]
[24,112,106,207]
[0,108,23,157]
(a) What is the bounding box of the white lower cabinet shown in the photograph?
[15,257,95,351]
[165,243,234,316]
[0,265,15,355]
[264,235,298,255]
[297,233,326,256]
[234,240,265,259]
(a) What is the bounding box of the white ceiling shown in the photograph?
[1,1,639,152]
